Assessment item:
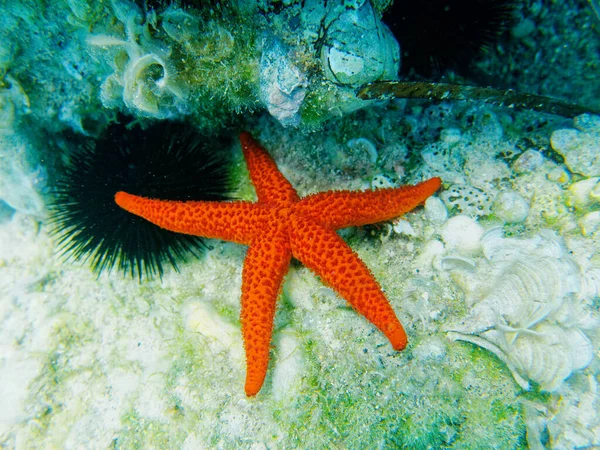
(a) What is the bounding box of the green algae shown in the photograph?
[113,409,187,450]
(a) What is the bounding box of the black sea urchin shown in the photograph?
[384,0,516,78]
[50,119,232,280]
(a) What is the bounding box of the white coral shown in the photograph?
[444,228,595,392]
[88,2,187,119]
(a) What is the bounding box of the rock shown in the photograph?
[320,1,399,87]
[492,191,530,223]
[547,166,570,183]
[566,178,600,209]
[551,127,600,176]
[574,113,600,133]
[439,128,462,145]
[579,211,600,236]
[512,149,544,173]
[259,38,307,127]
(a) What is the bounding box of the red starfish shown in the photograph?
[115,132,441,396]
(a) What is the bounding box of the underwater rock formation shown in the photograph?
[259,38,307,127]
[317,0,399,87]
[551,114,600,177]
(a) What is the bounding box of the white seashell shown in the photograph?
[100,74,124,107]
[440,215,484,255]
[506,324,593,391]
[123,53,186,117]
[392,219,416,237]
[189,21,235,62]
[535,229,567,259]
[480,227,565,261]
[424,196,448,224]
[161,8,200,43]
[416,239,445,270]
[439,255,477,272]
[481,227,526,261]
[485,257,579,330]
[447,331,531,390]
[580,268,600,299]
[444,227,593,392]
[564,327,594,371]
[507,323,572,392]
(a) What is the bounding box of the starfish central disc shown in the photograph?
[276,207,292,220]
[115,132,441,396]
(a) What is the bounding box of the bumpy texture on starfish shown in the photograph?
[115,132,441,396]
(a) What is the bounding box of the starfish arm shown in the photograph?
[115,192,261,245]
[295,177,442,229]
[241,224,292,396]
[289,214,407,351]
[239,132,299,206]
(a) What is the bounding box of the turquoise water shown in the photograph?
[0,1,599,448]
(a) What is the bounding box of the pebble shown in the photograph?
[439,128,462,145]
[566,178,600,209]
[492,191,530,223]
[551,128,600,177]
[440,215,484,255]
[574,113,600,133]
[579,211,600,236]
[424,196,448,223]
[512,149,544,173]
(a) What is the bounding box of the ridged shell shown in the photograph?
[505,324,592,391]
[445,229,594,392]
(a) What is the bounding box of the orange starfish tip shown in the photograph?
[387,325,408,351]
[245,380,262,397]
[114,191,129,208]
